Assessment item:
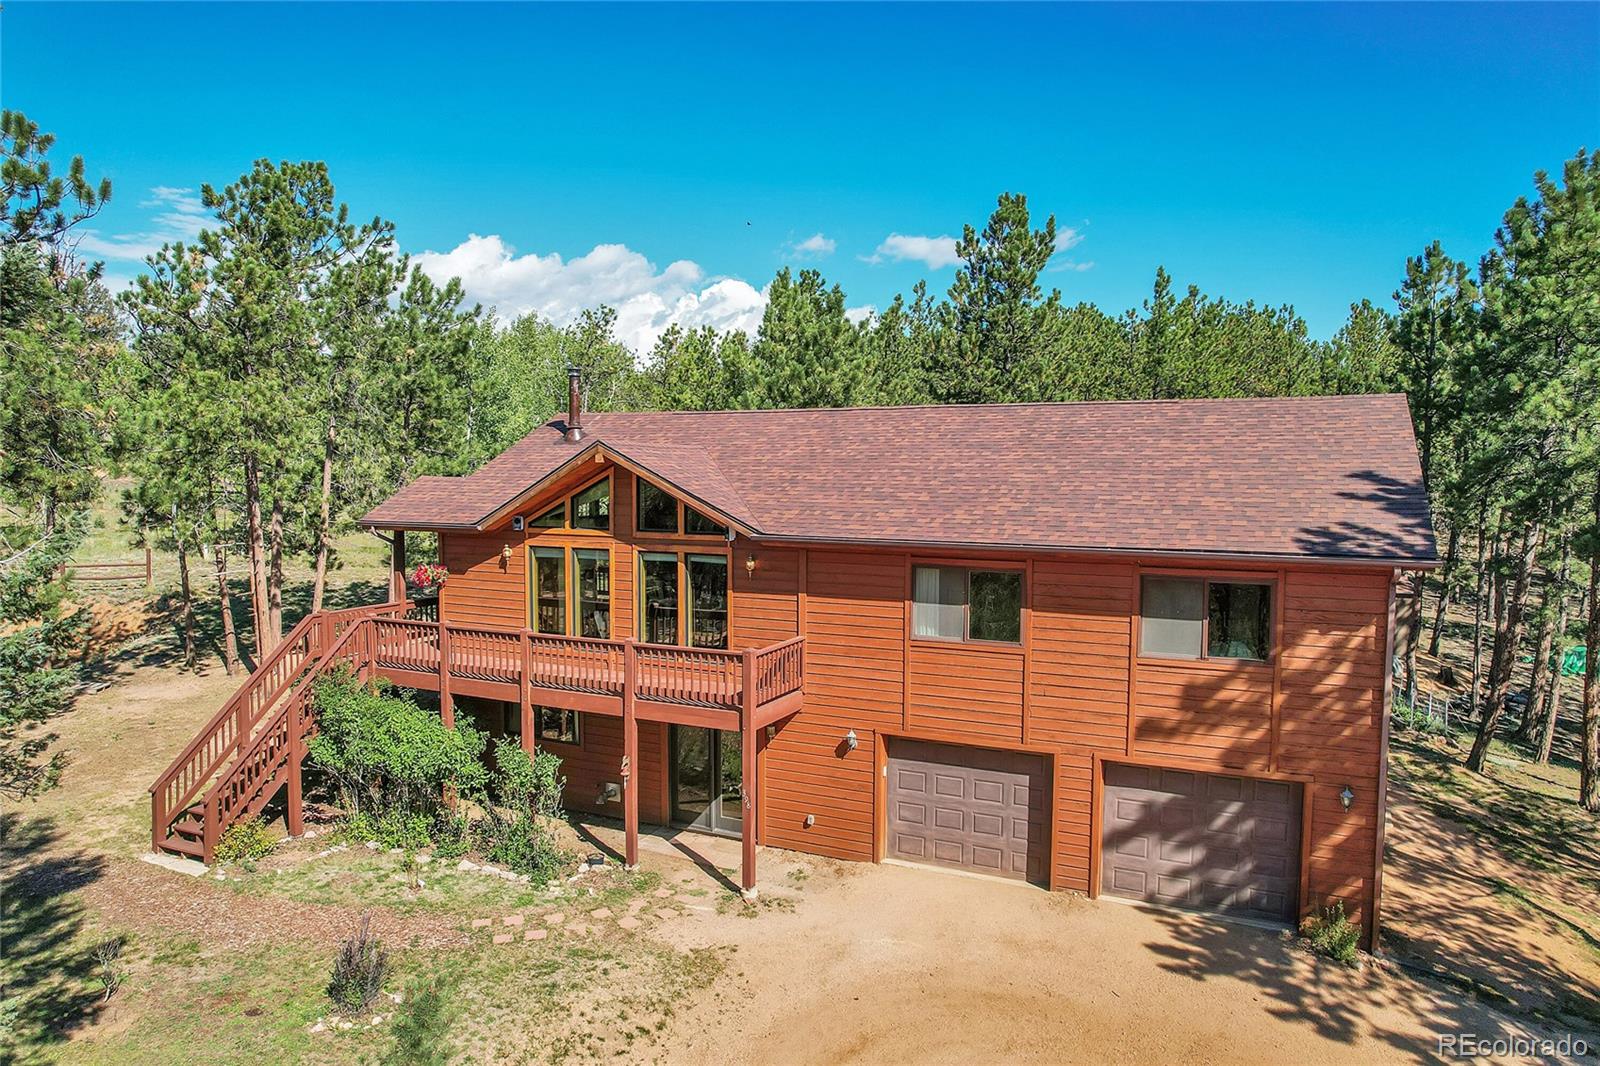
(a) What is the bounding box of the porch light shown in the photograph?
[501,543,513,562]
[745,553,756,575]
[844,729,858,752]
[1339,785,1355,810]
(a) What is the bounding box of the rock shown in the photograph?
[492,933,513,944]
[310,1021,325,1033]
[655,909,677,920]
[371,1015,384,1026]
[618,916,642,930]
[456,860,479,872]
[365,841,381,850]
[503,914,524,926]
[471,918,492,928]
[543,912,565,925]
[525,928,547,941]
[590,907,613,919]
[415,854,433,865]
[654,888,674,898]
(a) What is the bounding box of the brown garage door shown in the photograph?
[887,739,1047,884]
[1100,763,1302,923]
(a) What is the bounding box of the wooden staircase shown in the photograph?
[149,601,407,863]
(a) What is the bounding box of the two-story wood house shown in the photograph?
[356,380,1434,946]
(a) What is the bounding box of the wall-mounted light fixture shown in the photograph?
[501,543,513,563]
[844,729,858,753]
[745,553,757,575]
[803,814,815,828]
[765,724,777,742]
[1339,785,1355,811]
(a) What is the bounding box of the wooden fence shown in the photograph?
[66,547,152,586]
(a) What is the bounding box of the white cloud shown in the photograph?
[864,233,961,270]
[1053,226,1084,253]
[76,186,209,263]
[412,234,767,355]
[790,232,835,258]
[844,304,876,325]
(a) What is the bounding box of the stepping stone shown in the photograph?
[543,912,565,925]
[524,928,547,942]
[627,899,648,914]
[655,909,678,920]
[654,888,674,898]
[618,916,642,930]
[568,922,591,936]
[471,918,492,929]
[590,907,613,919]
[502,914,524,926]
[492,933,513,944]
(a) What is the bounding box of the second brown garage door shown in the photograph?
[887,739,1047,884]
[1100,763,1303,923]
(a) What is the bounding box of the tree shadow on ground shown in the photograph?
[0,813,112,1063]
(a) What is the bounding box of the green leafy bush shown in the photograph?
[382,977,453,1066]
[429,814,471,859]
[327,914,388,1012]
[1300,902,1361,964]
[343,810,434,852]
[489,738,565,819]
[309,671,487,822]
[483,815,566,882]
[214,815,276,866]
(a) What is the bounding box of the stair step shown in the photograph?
[160,836,205,857]
[172,817,205,837]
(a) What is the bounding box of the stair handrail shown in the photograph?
[199,613,373,854]
[150,600,406,847]
[148,611,324,842]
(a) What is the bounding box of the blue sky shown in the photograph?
[4,2,1596,350]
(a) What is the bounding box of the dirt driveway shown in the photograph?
[572,827,1588,1066]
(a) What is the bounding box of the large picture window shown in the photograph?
[911,565,1022,645]
[640,552,679,644]
[1140,576,1272,661]
[636,479,677,533]
[574,549,611,638]
[572,477,611,531]
[687,554,729,649]
[531,547,566,634]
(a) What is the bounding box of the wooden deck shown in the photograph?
[150,601,804,884]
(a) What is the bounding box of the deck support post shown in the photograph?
[438,621,454,728]
[519,630,534,755]
[390,530,407,605]
[287,693,305,838]
[622,639,640,870]
[740,648,758,899]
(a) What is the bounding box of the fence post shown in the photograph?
[740,647,757,899]
[622,639,639,871]
[144,546,153,586]
[520,630,534,754]
[287,693,304,837]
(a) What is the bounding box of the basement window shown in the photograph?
[912,566,1022,645]
[1140,576,1272,661]
[536,707,581,746]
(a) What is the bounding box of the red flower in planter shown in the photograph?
[410,563,448,589]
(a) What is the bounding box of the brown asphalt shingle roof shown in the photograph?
[361,394,1437,565]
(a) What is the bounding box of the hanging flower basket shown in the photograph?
[409,563,448,590]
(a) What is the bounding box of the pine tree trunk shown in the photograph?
[214,544,240,676]
[311,413,336,614]
[1469,502,1490,720]
[1428,523,1461,657]
[1581,479,1600,812]
[1469,521,1539,773]
[243,455,270,656]
[1537,552,1573,764]
[1516,535,1567,746]
[266,484,285,643]
[1404,571,1424,696]
[173,525,196,670]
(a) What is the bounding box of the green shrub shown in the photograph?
[382,977,453,1066]
[482,816,566,882]
[214,816,276,866]
[429,813,470,859]
[1300,902,1361,964]
[344,810,434,851]
[309,671,487,823]
[489,738,565,819]
[327,914,388,1012]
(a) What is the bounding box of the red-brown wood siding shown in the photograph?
[550,716,669,825]
[762,715,875,860]
[801,551,905,731]
[906,642,1023,742]
[1132,660,1275,771]
[440,531,524,628]
[1030,561,1134,753]
[1279,569,1390,934]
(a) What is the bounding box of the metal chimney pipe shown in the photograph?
[566,366,583,443]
